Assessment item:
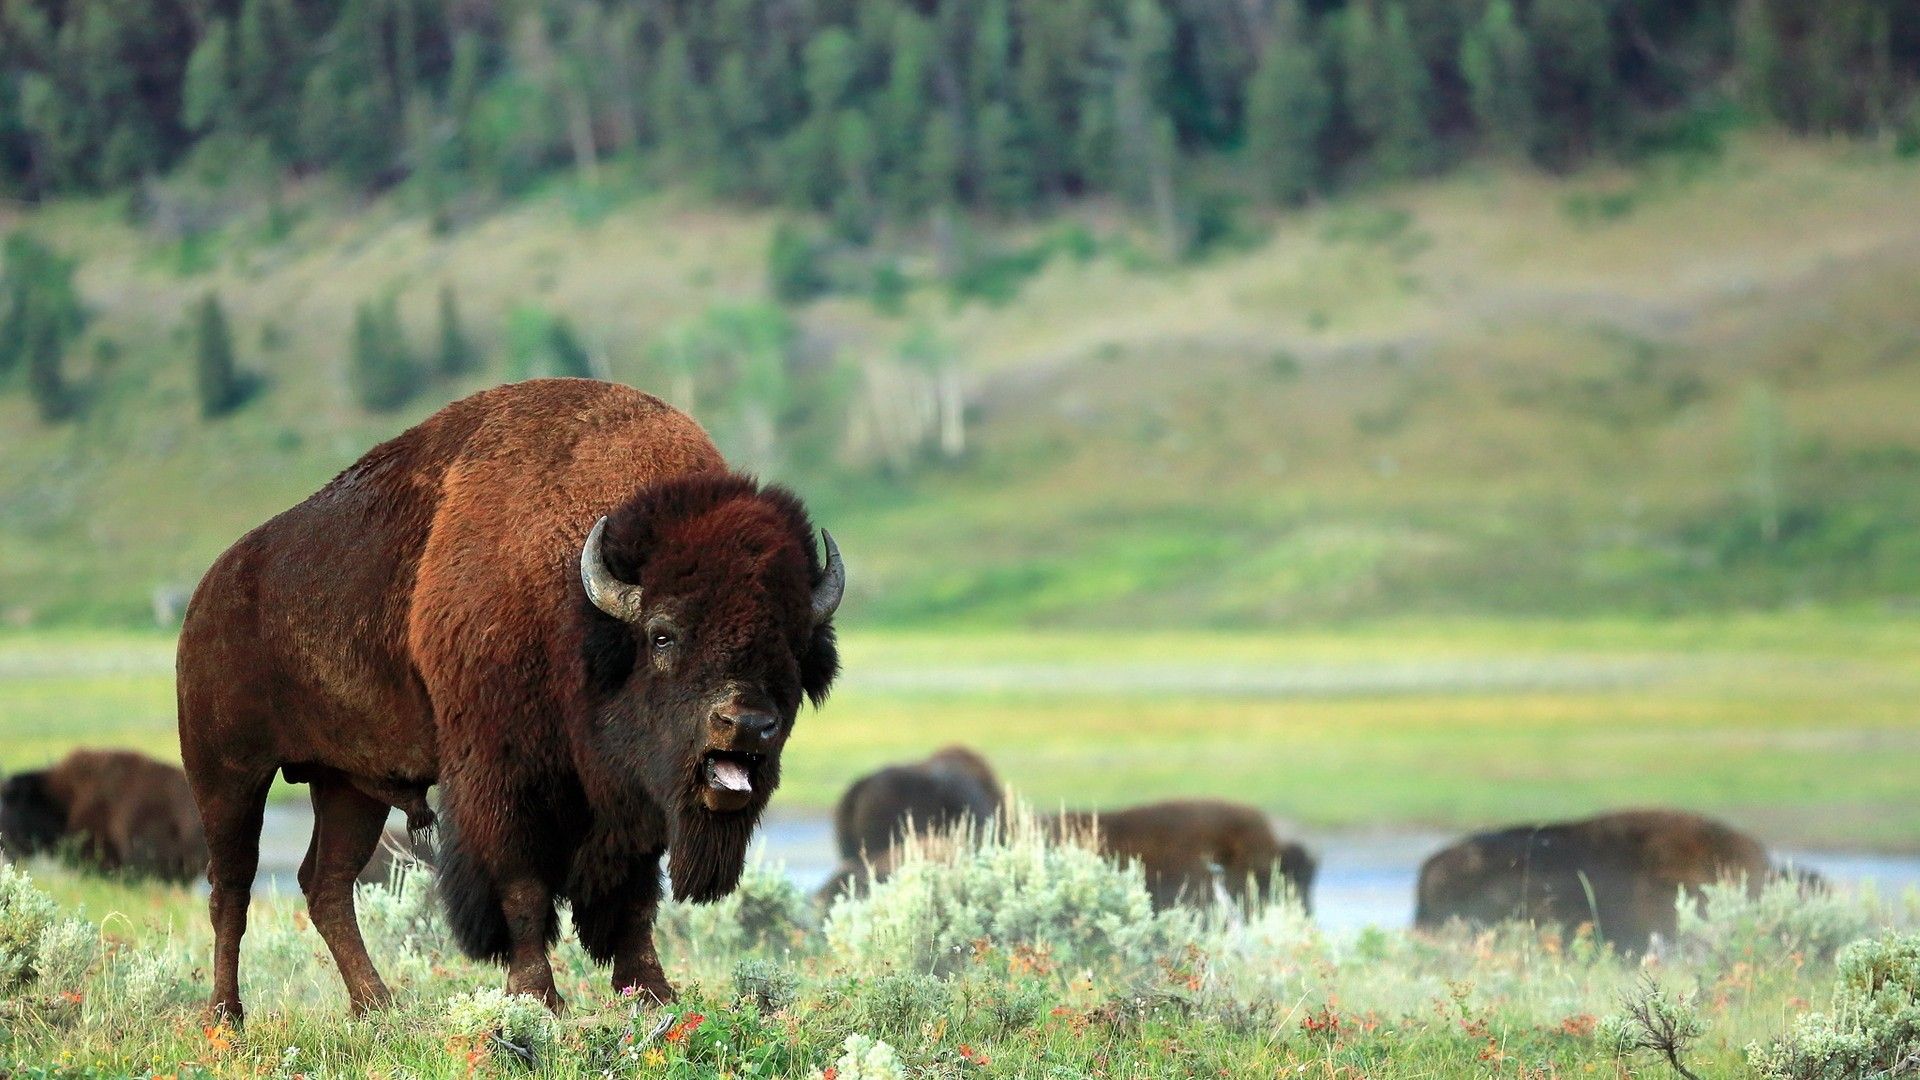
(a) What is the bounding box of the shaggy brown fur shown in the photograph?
[0,749,207,883]
[1055,800,1317,913]
[176,380,842,1021]
[1413,809,1779,951]
[817,746,1003,903]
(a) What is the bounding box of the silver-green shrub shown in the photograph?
[1676,876,1875,969]
[0,864,70,994]
[823,808,1183,976]
[356,857,456,988]
[810,1034,906,1080]
[33,915,98,993]
[1749,932,1920,1080]
[656,858,816,965]
[443,988,560,1063]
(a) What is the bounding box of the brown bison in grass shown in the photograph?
[1055,800,1317,914]
[1413,809,1786,952]
[176,380,843,1021]
[817,746,1003,903]
[0,749,207,883]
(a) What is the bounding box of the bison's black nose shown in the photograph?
[717,709,781,751]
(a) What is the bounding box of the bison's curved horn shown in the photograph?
[811,529,845,625]
[581,516,646,622]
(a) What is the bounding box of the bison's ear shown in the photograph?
[800,621,839,707]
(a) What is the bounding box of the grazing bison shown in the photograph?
[817,746,1003,903]
[1056,800,1317,914]
[0,749,207,883]
[1413,809,1780,951]
[176,379,844,1021]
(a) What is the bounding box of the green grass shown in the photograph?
[7,612,1918,850]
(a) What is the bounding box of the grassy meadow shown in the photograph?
[3,812,1916,1079]
[5,611,1918,850]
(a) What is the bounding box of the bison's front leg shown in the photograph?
[499,877,566,1012]
[608,874,676,1004]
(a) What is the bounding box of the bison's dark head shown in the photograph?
[577,472,842,901]
[0,769,66,860]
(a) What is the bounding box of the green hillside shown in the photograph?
[3,136,1919,628]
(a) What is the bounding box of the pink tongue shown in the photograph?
[709,759,753,793]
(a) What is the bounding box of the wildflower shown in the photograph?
[663,1012,706,1044]
[203,1023,235,1054]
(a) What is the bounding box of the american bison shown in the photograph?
[1413,809,1781,951]
[0,749,208,883]
[817,745,1003,902]
[1055,800,1317,914]
[176,379,844,1020]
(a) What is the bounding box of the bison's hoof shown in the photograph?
[348,985,394,1017]
[619,979,677,1005]
[204,998,245,1029]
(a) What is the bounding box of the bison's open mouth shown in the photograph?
[700,750,764,812]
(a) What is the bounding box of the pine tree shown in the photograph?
[1246,3,1331,204]
[435,284,476,376]
[969,0,1014,115]
[878,12,934,210]
[181,19,235,135]
[1113,0,1181,240]
[802,28,860,118]
[1460,0,1536,158]
[349,297,419,412]
[546,315,595,379]
[975,101,1032,211]
[1014,0,1094,197]
[24,307,73,422]
[2,234,84,422]
[1530,0,1616,162]
[833,110,880,240]
[1339,2,1438,181]
[193,292,245,418]
[768,221,830,304]
[920,110,965,212]
[234,0,300,154]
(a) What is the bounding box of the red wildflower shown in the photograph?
[663,1012,707,1044]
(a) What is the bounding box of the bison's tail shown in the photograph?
[435,816,512,963]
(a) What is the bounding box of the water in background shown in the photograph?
[254,805,1920,934]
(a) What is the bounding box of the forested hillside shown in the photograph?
[4,0,1917,212]
[2,1,1919,628]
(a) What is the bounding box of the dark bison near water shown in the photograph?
[0,749,208,883]
[1055,799,1317,914]
[1413,809,1786,951]
[817,745,1003,902]
[176,380,844,1020]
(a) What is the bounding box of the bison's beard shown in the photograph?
[668,803,759,902]
[668,756,780,903]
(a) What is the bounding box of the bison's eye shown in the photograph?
[651,631,676,651]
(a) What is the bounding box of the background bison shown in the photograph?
[816,747,1316,914]
[818,745,1003,902]
[1055,799,1318,913]
[1413,809,1786,951]
[176,379,843,1020]
[0,748,207,883]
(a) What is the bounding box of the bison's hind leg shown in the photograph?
[190,769,274,1025]
[300,774,397,1014]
